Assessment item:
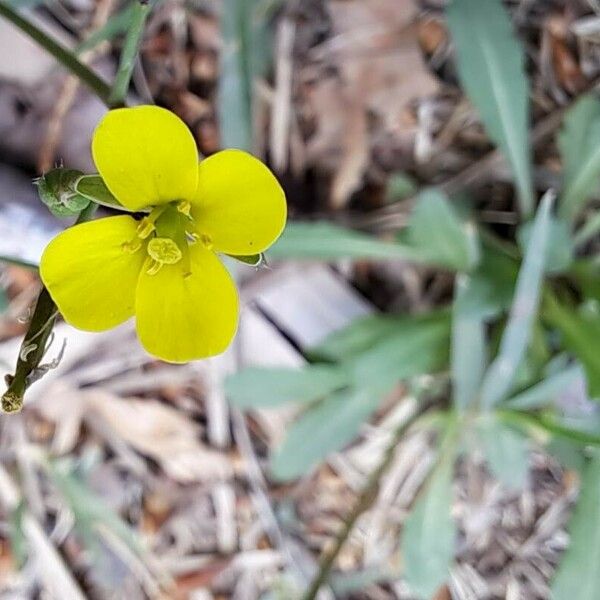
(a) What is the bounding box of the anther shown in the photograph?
[199,233,213,250]
[177,200,192,216]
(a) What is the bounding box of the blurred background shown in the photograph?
[1,0,600,599]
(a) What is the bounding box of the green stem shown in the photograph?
[108,0,151,108]
[300,398,437,600]
[1,204,97,413]
[0,1,112,106]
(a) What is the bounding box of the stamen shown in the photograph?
[136,204,169,239]
[122,238,142,253]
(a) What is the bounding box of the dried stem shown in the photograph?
[300,397,436,600]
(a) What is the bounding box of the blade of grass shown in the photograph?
[0,1,112,105]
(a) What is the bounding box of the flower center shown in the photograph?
[123,201,197,277]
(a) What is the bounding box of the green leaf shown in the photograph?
[517,216,573,274]
[446,0,533,216]
[544,295,600,398]
[480,192,554,408]
[311,310,450,362]
[504,364,584,410]
[479,415,529,489]
[270,388,381,481]
[457,243,518,320]
[551,450,600,599]
[451,274,487,411]
[558,94,600,221]
[268,222,424,261]
[402,450,456,599]
[349,315,451,393]
[408,189,480,271]
[225,365,349,408]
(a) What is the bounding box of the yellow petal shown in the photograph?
[191,150,287,255]
[92,106,198,211]
[40,216,144,331]
[135,244,239,363]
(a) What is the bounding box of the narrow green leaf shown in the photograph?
[504,364,584,410]
[270,388,381,481]
[551,450,600,600]
[408,189,480,271]
[446,0,533,216]
[544,294,600,398]
[402,449,456,599]
[311,310,450,362]
[76,3,135,54]
[218,0,265,150]
[479,415,529,489]
[558,94,600,221]
[457,243,518,320]
[225,365,349,408]
[451,274,487,411]
[517,216,573,274]
[269,222,424,261]
[480,192,554,408]
[349,315,451,393]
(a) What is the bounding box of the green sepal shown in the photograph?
[36,168,91,217]
[227,253,266,267]
[75,174,151,213]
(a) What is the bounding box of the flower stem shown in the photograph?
[299,397,437,600]
[0,1,112,106]
[108,0,151,108]
[1,204,97,413]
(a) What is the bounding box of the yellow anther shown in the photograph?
[136,218,156,239]
[121,238,142,254]
[147,237,182,265]
[200,233,213,250]
[145,259,162,276]
[177,200,192,216]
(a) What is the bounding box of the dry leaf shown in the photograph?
[85,390,232,483]
[303,0,439,207]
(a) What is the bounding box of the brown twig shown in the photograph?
[353,78,600,232]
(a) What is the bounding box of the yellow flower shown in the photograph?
[40,106,287,363]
